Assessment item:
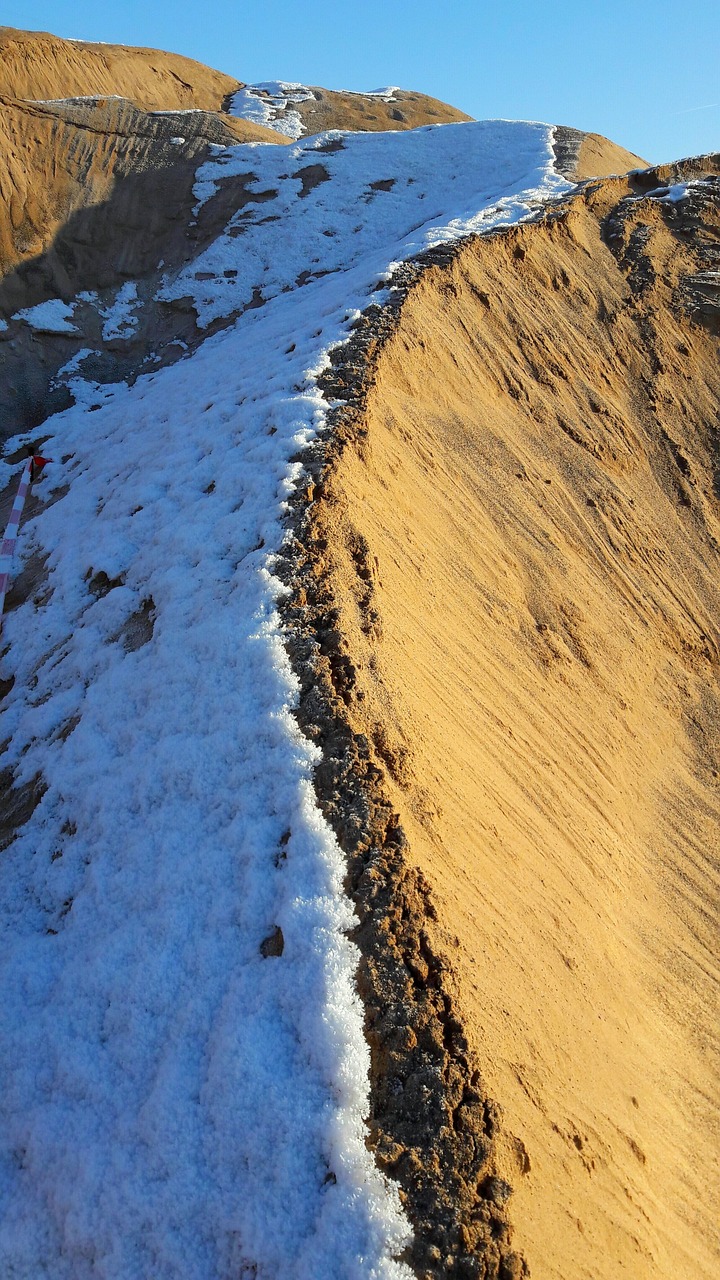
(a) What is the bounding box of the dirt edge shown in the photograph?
[276,239,537,1280]
[275,148,719,1275]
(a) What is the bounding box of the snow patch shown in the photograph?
[164,119,572,329]
[227,82,314,141]
[27,94,125,105]
[341,86,400,102]
[13,299,78,334]
[642,182,689,202]
[51,347,95,387]
[100,282,141,342]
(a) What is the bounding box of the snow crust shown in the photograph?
[633,177,716,205]
[340,87,400,101]
[0,117,571,1278]
[640,181,689,202]
[28,95,126,105]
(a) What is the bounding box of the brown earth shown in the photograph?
[282,160,720,1279]
[292,87,472,134]
[0,25,241,111]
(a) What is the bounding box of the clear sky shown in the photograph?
[6,0,719,164]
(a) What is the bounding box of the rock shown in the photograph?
[260,926,284,958]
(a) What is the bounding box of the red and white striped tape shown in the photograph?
[0,457,49,622]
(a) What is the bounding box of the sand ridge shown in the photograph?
[284,163,720,1279]
[0,25,241,112]
[291,86,473,135]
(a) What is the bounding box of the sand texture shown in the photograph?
[0,25,241,111]
[552,126,646,180]
[0,95,283,293]
[292,87,472,135]
[285,162,720,1279]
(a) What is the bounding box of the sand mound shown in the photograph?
[292,86,472,134]
[0,29,284,293]
[287,161,720,1278]
[553,126,647,180]
[0,25,240,112]
[1,23,713,1277]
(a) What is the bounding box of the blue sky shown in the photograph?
[7,0,719,163]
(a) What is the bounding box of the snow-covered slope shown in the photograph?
[0,120,571,1278]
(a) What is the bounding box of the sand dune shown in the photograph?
[0,25,240,111]
[292,162,720,1278]
[292,86,472,134]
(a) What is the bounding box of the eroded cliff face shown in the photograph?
[282,160,720,1280]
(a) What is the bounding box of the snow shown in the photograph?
[226,83,407,139]
[100,282,141,342]
[51,348,95,389]
[634,177,717,205]
[641,181,689,202]
[13,299,78,334]
[662,183,689,202]
[0,116,572,1278]
[227,82,315,141]
[28,95,125,105]
[163,119,571,329]
[342,87,400,102]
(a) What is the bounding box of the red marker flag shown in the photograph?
[30,456,51,483]
[1,456,54,622]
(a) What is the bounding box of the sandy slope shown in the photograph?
[0,26,240,111]
[554,126,646,180]
[294,164,720,1278]
[292,87,472,134]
